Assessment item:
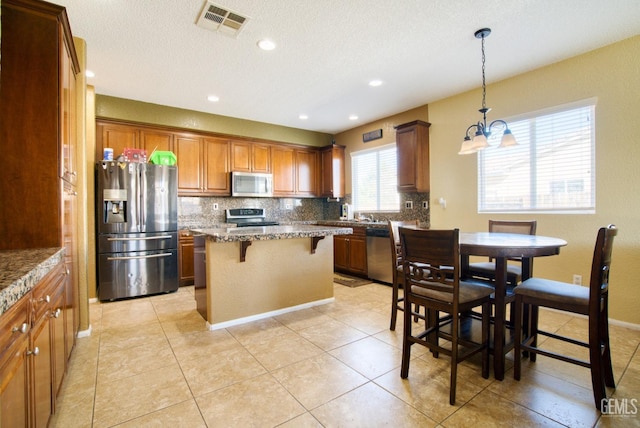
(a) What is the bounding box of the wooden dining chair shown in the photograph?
[387,219,420,330]
[466,220,537,285]
[513,225,617,409]
[399,227,493,405]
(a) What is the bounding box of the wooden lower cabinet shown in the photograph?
[333,227,367,277]
[0,261,69,427]
[179,231,195,286]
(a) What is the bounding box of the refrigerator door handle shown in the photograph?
[107,252,173,261]
[140,164,146,231]
[106,235,173,242]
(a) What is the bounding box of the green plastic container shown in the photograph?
[150,151,177,166]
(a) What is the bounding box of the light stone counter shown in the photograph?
[193,225,352,329]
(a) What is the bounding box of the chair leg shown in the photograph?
[529,305,539,362]
[449,313,458,405]
[513,295,523,381]
[481,301,490,379]
[400,295,412,379]
[427,309,439,358]
[601,301,615,388]
[390,280,400,331]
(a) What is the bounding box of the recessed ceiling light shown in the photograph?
[349,115,358,121]
[85,70,95,78]
[207,95,220,102]
[299,114,308,120]
[257,39,276,51]
[369,79,383,87]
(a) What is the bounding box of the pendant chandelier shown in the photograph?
[458,28,517,155]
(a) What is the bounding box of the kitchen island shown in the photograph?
[193,224,352,330]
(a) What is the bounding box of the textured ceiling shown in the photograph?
[50,0,640,134]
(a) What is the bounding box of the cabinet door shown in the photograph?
[140,129,173,154]
[0,339,29,428]
[230,141,251,172]
[179,232,195,286]
[175,135,203,194]
[62,182,77,360]
[321,145,345,198]
[272,146,295,196]
[97,123,139,161]
[252,144,271,173]
[333,235,349,271]
[60,38,77,186]
[203,138,231,195]
[396,121,430,193]
[348,236,368,275]
[31,315,52,428]
[295,149,318,196]
[51,290,66,401]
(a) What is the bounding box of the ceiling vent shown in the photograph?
[196,1,249,37]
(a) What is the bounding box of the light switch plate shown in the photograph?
[213,203,219,210]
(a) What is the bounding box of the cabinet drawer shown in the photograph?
[31,264,65,322]
[0,297,30,359]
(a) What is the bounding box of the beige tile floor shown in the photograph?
[50,282,640,428]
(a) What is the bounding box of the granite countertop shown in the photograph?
[193,224,353,243]
[0,247,65,316]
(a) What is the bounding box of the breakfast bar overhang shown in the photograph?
[193,224,353,330]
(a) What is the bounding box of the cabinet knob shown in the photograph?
[39,295,51,303]
[51,308,61,319]
[12,323,28,334]
[27,347,40,356]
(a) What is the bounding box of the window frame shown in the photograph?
[477,98,597,214]
[351,143,400,213]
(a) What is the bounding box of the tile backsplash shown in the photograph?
[178,193,430,229]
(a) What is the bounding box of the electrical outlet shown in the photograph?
[422,201,428,209]
[405,201,413,209]
[573,274,582,285]
[285,204,292,210]
[213,203,219,210]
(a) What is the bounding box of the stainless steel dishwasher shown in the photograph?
[366,227,392,284]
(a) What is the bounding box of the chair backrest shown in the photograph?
[388,220,419,268]
[489,220,537,261]
[589,224,617,316]
[399,227,460,306]
[489,220,537,235]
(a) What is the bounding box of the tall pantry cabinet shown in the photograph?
[0,0,81,425]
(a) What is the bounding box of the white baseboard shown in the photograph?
[206,297,335,331]
[77,324,92,338]
[542,307,640,330]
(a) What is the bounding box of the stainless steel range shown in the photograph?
[226,208,280,227]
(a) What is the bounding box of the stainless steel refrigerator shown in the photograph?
[96,161,178,301]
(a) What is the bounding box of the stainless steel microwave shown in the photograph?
[231,172,273,197]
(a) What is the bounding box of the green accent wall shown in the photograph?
[95,95,332,147]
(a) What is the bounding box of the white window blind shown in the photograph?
[351,144,400,212]
[478,99,596,214]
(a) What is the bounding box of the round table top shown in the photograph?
[459,232,568,258]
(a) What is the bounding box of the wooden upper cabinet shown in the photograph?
[140,129,173,154]
[272,145,296,196]
[60,39,77,186]
[175,134,203,194]
[320,144,345,198]
[230,141,271,173]
[203,137,230,194]
[97,123,139,160]
[395,120,431,193]
[295,149,318,196]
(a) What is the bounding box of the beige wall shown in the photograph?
[95,95,332,147]
[427,35,640,325]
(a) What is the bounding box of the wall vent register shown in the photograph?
[196,1,249,37]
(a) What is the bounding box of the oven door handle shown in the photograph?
[107,235,172,242]
[107,253,173,261]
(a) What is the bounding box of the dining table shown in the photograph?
[459,232,568,380]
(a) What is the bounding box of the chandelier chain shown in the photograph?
[481,34,487,111]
